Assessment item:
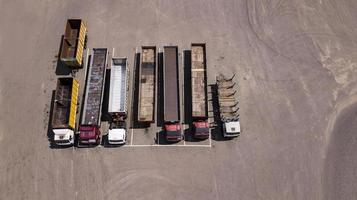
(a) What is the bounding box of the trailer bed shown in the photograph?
[191,44,207,118]
[138,47,156,122]
[217,76,239,122]
[52,78,79,129]
[164,46,179,122]
[81,48,107,126]
[109,58,128,114]
[60,19,86,67]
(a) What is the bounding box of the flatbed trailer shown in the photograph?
[163,46,181,142]
[217,74,240,137]
[79,48,108,145]
[138,46,156,123]
[60,19,87,68]
[191,44,209,139]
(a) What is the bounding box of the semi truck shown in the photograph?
[78,48,107,146]
[217,74,240,137]
[190,44,209,139]
[51,77,79,146]
[163,46,182,142]
[138,46,156,123]
[60,19,87,68]
[107,58,128,145]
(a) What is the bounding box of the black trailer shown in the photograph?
[163,46,181,142]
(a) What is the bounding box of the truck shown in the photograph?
[217,74,240,137]
[51,77,79,146]
[163,46,182,142]
[60,19,87,68]
[190,44,209,139]
[107,58,128,145]
[138,46,156,123]
[78,48,107,146]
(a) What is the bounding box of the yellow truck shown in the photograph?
[60,19,87,68]
[51,78,79,145]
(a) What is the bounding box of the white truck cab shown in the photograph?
[223,120,240,137]
[53,129,74,145]
[108,128,126,145]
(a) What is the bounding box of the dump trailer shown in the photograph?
[108,58,128,145]
[163,46,181,142]
[217,74,240,137]
[191,44,209,139]
[138,46,156,123]
[60,19,87,68]
[51,78,79,146]
[79,48,107,146]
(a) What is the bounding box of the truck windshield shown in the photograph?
[196,127,209,134]
[166,130,180,136]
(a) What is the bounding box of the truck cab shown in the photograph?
[223,120,241,137]
[108,122,126,145]
[79,126,100,145]
[164,122,181,142]
[192,121,209,139]
[53,129,74,145]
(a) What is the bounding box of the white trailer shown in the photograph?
[108,57,128,145]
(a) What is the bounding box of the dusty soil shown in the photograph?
[0,0,357,199]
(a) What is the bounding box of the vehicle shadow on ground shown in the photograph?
[55,35,73,76]
[209,84,232,141]
[155,130,181,145]
[156,52,164,127]
[183,50,192,124]
[155,130,164,144]
[184,127,202,142]
[47,90,73,149]
[101,68,111,122]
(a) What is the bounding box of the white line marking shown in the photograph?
[157,130,160,146]
[130,128,133,146]
[123,144,211,147]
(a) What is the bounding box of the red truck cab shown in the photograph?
[164,122,181,142]
[79,126,100,145]
[192,121,209,139]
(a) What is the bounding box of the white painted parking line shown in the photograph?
[123,144,210,148]
[130,128,133,146]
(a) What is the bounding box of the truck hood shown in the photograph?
[108,129,126,141]
[225,121,241,133]
[53,129,74,140]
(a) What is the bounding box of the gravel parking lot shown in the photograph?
[1,0,357,199]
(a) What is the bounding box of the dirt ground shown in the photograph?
[0,0,357,200]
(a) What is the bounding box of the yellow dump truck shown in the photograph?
[51,77,79,145]
[60,19,87,68]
